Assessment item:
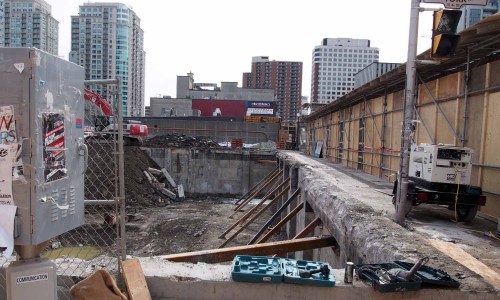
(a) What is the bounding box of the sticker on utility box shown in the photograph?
[16,273,49,284]
[42,113,67,182]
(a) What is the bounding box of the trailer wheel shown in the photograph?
[456,205,479,222]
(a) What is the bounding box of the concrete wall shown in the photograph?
[142,147,276,195]
[129,117,280,144]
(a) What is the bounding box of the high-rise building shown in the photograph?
[0,0,5,47]
[0,0,4,47]
[311,38,379,104]
[70,2,145,117]
[243,56,302,124]
[1,0,58,55]
[457,0,499,32]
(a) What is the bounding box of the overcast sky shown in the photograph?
[49,0,442,105]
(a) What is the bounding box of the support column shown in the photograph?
[241,150,251,194]
[286,167,299,239]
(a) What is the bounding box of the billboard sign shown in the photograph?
[246,101,276,116]
[422,0,488,8]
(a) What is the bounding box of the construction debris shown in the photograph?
[143,167,184,200]
[143,134,221,149]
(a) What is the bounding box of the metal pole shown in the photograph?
[461,48,471,146]
[396,0,420,224]
[117,77,127,261]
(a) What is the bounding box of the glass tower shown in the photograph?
[70,3,145,117]
[2,0,58,55]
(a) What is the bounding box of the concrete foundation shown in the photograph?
[278,151,499,293]
[139,258,499,300]
[142,148,276,195]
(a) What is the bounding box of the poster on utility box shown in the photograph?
[42,113,67,183]
[0,105,18,205]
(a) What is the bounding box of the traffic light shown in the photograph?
[431,9,462,59]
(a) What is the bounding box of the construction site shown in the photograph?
[1,4,500,300]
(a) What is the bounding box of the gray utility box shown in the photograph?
[0,48,86,245]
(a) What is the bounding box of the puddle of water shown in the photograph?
[42,246,102,261]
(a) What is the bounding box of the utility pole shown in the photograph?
[395,0,421,224]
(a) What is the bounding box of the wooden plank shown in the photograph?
[293,217,321,240]
[120,258,152,300]
[162,236,336,264]
[427,239,500,289]
[219,184,290,248]
[257,202,304,244]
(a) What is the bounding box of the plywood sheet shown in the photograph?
[465,94,485,152]
[483,92,500,165]
[121,258,152,300]
[438,73,460,99]
[416,105,436,144]
[418,81,437,105]
[435,99,458,144]
[427,239,500,289]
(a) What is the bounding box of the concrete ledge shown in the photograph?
[277,151,497,292]
[139,258,499,300]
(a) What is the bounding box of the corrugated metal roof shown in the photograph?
[305,13,500,122]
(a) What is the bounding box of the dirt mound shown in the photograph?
[124,146,171,207]
[143,134,221,149]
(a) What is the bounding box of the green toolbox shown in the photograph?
[231,255,283,284]
[231,255,336,287]
[282,259,336,287]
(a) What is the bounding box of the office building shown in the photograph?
[70,2,146,117]
[243,56,302,124]
[177,72,275,102]
[354,62,400,88]
[311,38,379,104]
[457,0,498,32]
[0,0,4,47]
[2,0,58,54]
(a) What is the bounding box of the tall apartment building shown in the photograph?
[1,0,58,55]
[457,0,499,32]
[311,38,379,104]
[243,56,302,123]
[70,2,146,117]
[0,1,4,47]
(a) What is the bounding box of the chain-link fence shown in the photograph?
[0,85,124,299]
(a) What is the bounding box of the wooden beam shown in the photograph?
[257,202,304,244]
[293,217,322,239]
[221,178,290,238]
[120,258,152,300]
[239,178,290,223]
[219,184,290,248]
[248,188,301,245]
[427,238,500,289]
[233,169,282,213]
[234,167,278,206]
[162,236,336,264]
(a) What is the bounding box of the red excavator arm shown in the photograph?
[84,88,114,116]
[84,88,148,138]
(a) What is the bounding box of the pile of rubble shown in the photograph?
[143,134,221,149]
[143,167,184,201]
[123,146,173,207]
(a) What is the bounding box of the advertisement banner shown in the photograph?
[246,108,274,115]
